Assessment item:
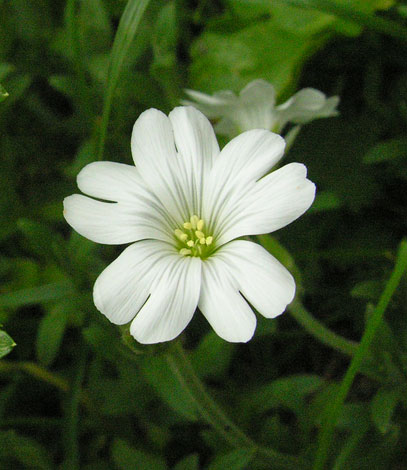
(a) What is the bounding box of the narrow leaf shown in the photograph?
[140,354,198,421]
[111,439,167,470]
[280,0,407,42]
[173,454,199,470]
[363,137,407,164]
[371,386,401,434]
[207,448,256,470]
[36,303,70,366]
[0,282,71,308]
[96,0,152,160]
[0,430,52,469]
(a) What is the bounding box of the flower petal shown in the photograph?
[75,161,175,239]
[93,240,174,325]
[215,163,316,245]
[239,79,276,106]
[63,194,172,245]
[130,254,201,344]
[131,107,218,221]
[234,80,277,132]
[203,129,285,233]
[131,108,187,223]
[210,129,285,188]
[277,88,339,125]
[199,256,256,343]
[215,240,295,318]
[77,161,143,202]
[182,89,236,118]
[169,106,219,214]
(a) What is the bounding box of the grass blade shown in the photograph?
[96,0,152,161]
[0,283,72,308]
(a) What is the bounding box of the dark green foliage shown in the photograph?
[1,1,407,469]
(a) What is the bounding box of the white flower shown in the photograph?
[183,79,339,138]
[63,106,315,344]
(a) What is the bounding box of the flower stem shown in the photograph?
[288,299,358,357]
[313,239,407,470]
[166,341,309,469]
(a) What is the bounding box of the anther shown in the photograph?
[197,219,204,231]
[205,236,213,245]
[183,222,192,230]
[187,240,194,248]
[175,229,188,242]
[195,230,205,240]
[190,215,199,229]
[180,248,192,256]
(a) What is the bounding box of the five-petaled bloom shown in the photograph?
[63,106,315,344]
[183,79,339,138]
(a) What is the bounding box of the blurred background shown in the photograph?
[1,0,407,469]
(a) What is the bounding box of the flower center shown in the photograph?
[174,215,214,259]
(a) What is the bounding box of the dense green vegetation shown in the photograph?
[1,1,407,469]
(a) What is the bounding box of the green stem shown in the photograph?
[288,299,358,357]
[313,239,407,470]
[166,341,308,469]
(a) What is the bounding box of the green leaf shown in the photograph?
[83,322,133,364]
[0,430,53,469]
[152,1,177,67]
[96,0,152,160]
[36,302,70,366]
[189,19,318,98]
[0,83,8,102]
[111,439,167,470]
[228,0,334,35]
[241,374,324,416]
[173,454,199,470]
[279,0,406,41]
[150,1,180,105]
[363,137,407,164]
[191,331,234,378]
[350,280,383,300]
[309,191,343,213]
[0,74,31,111]
[0,282,72,308]
[0,329,16,358]
[207,448,255,470]
[18,218,65,260]
[256,234,302,285]
[140,354,199,422]
[371,386,401,434]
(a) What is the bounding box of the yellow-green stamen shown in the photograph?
[174,214,214,258]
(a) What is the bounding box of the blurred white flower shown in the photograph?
[183,79,339,139]
[64,106,315,344]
